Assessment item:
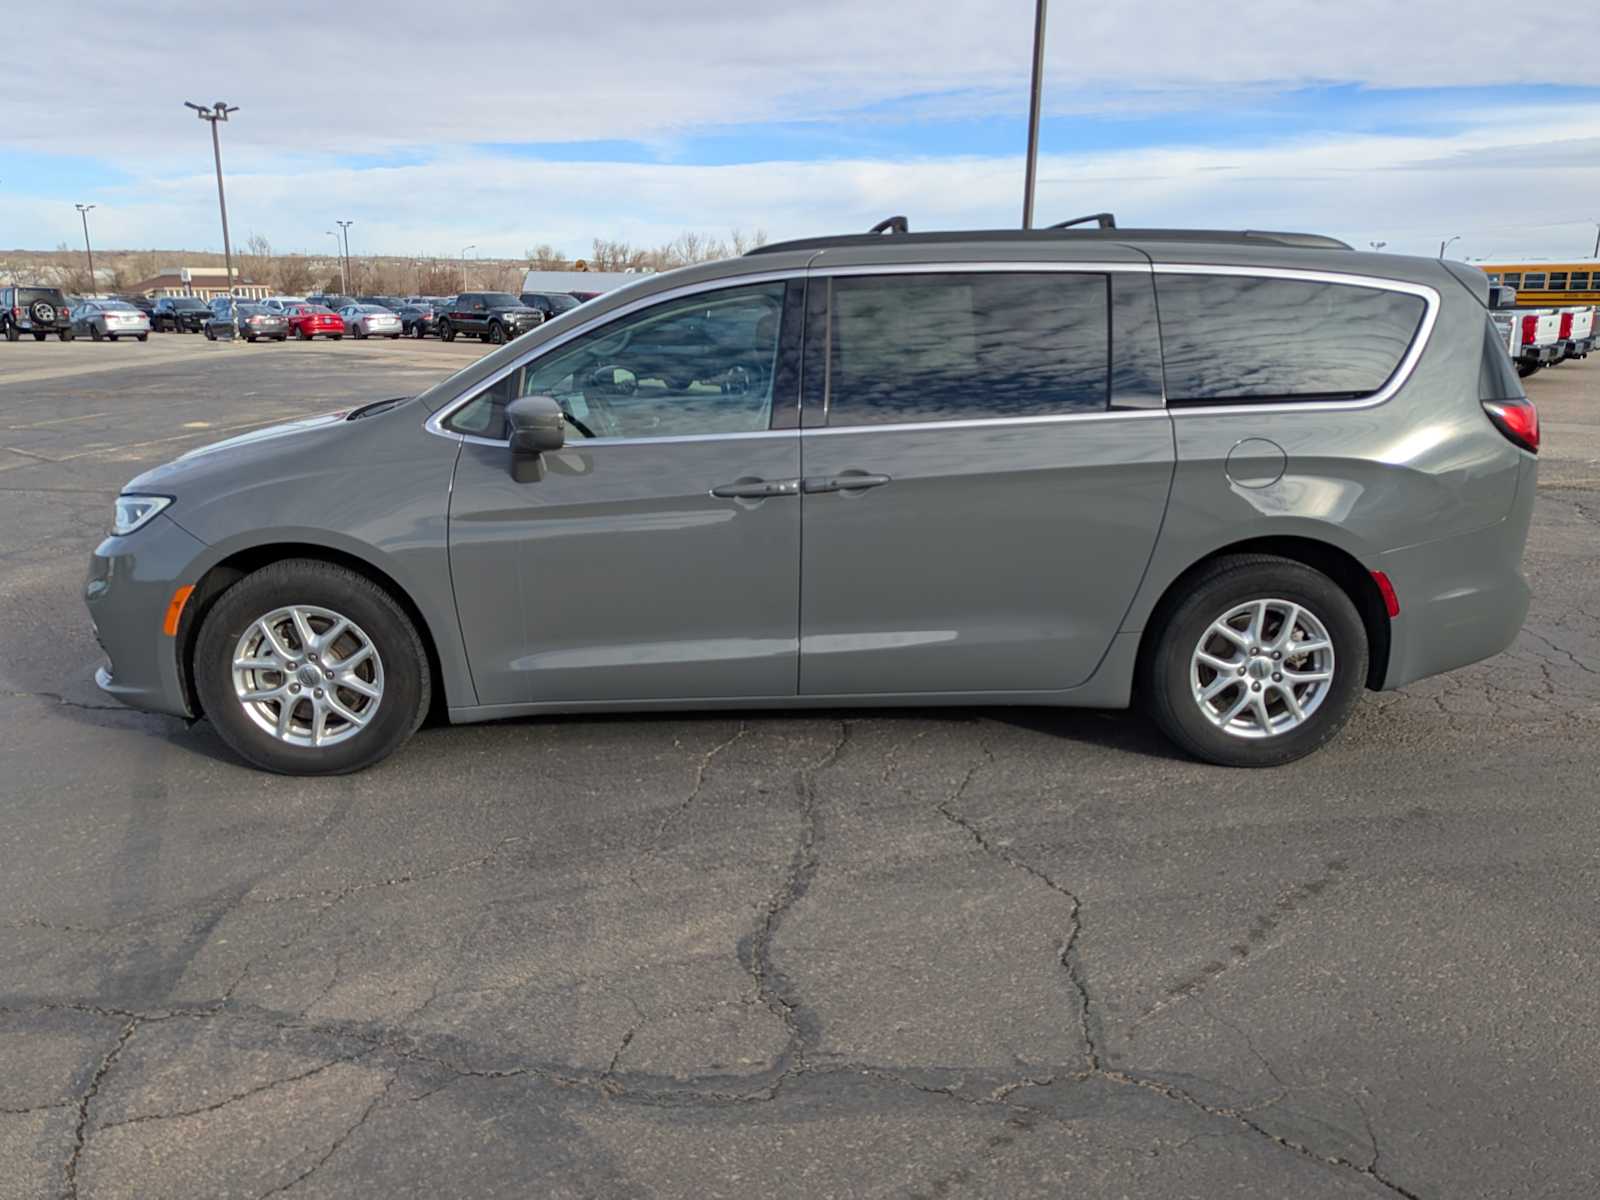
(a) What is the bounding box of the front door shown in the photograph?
[797,268,1175,695]
[446,278,804,707]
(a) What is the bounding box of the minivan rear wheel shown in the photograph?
[194,559,430,775]
[1141,555,1367,767]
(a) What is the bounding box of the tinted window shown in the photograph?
[445,281,787,440]
[1549,272,1569,290]
[1571,271,1591,290]
[1523,272,1547,289]
[1110,271,1163,408]
[1157,275,1426,405]
[824,273,1108,427]
[1503,272,1522,286]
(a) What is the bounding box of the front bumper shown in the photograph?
[85,514,210,718]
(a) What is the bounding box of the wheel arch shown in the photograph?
[1132,535,1392,691]
[177,541,451,722]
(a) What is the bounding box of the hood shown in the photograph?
[124,409,358,493]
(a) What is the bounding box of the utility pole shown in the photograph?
[325,231,346,293]
[336,220,354,295]
[75,204,97,294]
[1021,0,1048,229]
[184,101,240,294]
[1592,222,1599,259]
[460,244,476,290]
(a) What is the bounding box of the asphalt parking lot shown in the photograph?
[1,333,1597,1199]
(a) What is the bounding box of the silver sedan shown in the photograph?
[338,304,404,340]
[71,300,151,342]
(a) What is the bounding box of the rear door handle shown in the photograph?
[800,473,892,494]
[710,478,801,499]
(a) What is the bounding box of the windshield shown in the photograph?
[172,299,208,310]
[299,305,334,315]
[548,294,580,313]
[99,301,138,311]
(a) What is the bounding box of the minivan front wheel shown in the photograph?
[1142,555,1367,767]
[194,559,430,775]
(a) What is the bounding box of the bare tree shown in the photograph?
[525,243,571,270]
[272,255,317,294]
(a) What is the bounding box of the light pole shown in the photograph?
[75,204,97,294]
[185,101,240,295]
[325,231,346,293]
[1592,222,1599,259]
[1368,241,1387,252]
[1439,235,1461,259]
[1021,0,1048,229]
[336,220,354,295]
[460,244,476,290]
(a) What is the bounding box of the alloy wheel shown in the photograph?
[230,605,384,747]
[1189,598,1335,739]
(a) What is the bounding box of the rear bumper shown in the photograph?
[1561,336,1593,359]
[85,514,209,718]
[1377,455,1537,690]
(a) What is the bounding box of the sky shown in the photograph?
[3,1,1599,264]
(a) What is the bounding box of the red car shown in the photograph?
[286,304,346,341]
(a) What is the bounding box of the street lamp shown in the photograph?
[325,231,346,293]
[336,220,354,294]
[1369,241,1387,252]
[460,244,476,289]
[75,204,97,294]
[1439,235,1462,259]
[184,101,240,296]
[1592,221,1599,259]
[1021,0,1048,229]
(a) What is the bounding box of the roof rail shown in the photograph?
[868,215,909,235]
[1048,212,1116,230]
[747,227,1353,256]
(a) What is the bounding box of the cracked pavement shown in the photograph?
[2,339,1598,1197]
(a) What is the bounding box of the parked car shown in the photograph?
[338,304,404,339]
[354,295,404,312]
[205,300,289,342]
[115,295,157,318]
[1556,307,1595,362]
[71,299,151,342]
[1514,309,1563,377]
[261,296,309,316]
[151,297,210,333]
[84,221,1538,775]
[2,285,75,341]
[519,290,581,321]
[285,304,346,341]
[396,302,439,338]
[436,292,543,344]
[307,295,350,313]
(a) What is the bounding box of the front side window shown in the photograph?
[445,281,787,441]
[824,272,1109,427]
[1157,274,1427,405]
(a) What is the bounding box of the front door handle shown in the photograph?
[710,478,801,499]
[800,473,892,495]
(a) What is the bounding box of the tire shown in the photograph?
[295,325,309,341]
[388,334,400,340]
[33,332,47,342]
[110,335,119,342]
[60,330,73,342]
[488,322,506,345]
[276,336,287,342]
[193,559,431,775]
[246,334,257,343]
[412,324,425,339]
[137,334,148,342]
[91,325,103,342]
[331,335,342,341]
[440,321,454,343]
[4,322,18,343]
[1140,554,1368,768]
[205,327,216,340]
[353,325,367,339]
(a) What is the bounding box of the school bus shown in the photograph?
[1477,262,1600,307]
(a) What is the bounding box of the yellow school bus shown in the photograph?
[1477,262,1600,307]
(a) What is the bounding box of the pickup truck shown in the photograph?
[1556,307,1595,363]
[1515,309,1563,377]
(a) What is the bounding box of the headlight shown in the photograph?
[112,495,173,536]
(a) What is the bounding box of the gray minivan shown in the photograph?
[85,224,1539,775]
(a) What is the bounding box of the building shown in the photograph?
[125,265,270,301]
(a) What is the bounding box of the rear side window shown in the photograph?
[1479,315,1526,402]
[1156,275,1427,405]
[825,273,1108,426]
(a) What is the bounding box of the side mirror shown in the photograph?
[506,395,565,483]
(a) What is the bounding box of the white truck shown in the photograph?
[1556,307,1595,363]
[1513,309,1564,377]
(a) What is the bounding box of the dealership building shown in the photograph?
[127,266,270,301]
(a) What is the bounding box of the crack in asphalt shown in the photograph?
[63,1016,139,1199]
[93,1053,374,1132]
[738,721,850,1074]
[253,1070,398,1199]
[627,721,748,891]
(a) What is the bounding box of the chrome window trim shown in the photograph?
[803,409,1167,437]
[809,260,1149,278]
[1155,264,1440,417]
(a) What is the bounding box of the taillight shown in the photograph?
[1559,312,1574,338]
[1521,314,1537,345]
[1483,397,1539,454]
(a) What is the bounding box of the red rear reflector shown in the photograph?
[1370,570,1400,619]
[1482,397,1540,454]
[162,584,195,637]
[1521,314,1537,343]
[1560,312,1574,338]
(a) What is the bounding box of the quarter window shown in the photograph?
[824,273,1109,427]
[1157,275,1427,405]
[444,281,787,441]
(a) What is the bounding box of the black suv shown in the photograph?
[519,290,581,321]
[437,292,543,344]
[2,286,74,342]
[150,297,210,333]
